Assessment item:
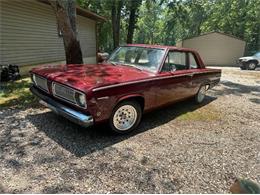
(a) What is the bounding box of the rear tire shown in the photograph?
[194,85,206,104]
[247,62,256,70]
[109,101,142,134]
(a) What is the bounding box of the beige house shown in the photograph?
[0,0,105,75]
[176,32,246,66]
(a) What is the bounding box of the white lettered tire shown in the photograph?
[109,101,142,134]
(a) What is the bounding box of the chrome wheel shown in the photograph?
[113,105,138,131]
[197,86,206,103]
[248,62,256,70]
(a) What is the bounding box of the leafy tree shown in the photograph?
[78,0,260,55]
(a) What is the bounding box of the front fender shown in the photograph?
[117,93,144,104]
[89,91,145,123]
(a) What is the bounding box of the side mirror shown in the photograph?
[98,52,109,63]
[170,65,176,73]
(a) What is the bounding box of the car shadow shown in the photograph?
[26,96,216,157]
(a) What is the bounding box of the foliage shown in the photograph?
[77,0,260,55]
[0,78,38,109]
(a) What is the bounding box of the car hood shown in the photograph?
[31,63,154,92]
[239,56,254,61]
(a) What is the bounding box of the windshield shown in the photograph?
[254,52,260,57]
[108,46,166,73]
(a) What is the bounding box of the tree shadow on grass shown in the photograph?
[0,78,39,109]
[26,95,216,157]
[210,80,260,97]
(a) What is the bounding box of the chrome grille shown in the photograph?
[52,82,76,104]
[34,75,48,92]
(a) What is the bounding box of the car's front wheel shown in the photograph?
[109,101,142,134]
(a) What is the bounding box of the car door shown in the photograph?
[154,50,194,107]
[187,52,206,95]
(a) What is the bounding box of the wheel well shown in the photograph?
[248,60,258,64]
[200,83,210,91]
[205,83,210,90]
[117,96,145,111]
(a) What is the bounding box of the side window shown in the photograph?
[189,53,198,69]
[162,51,187,72]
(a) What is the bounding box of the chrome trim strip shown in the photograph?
[30,86,93,127]
[92,71,211,92]
[97,96,109,100]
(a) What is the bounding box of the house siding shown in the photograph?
[180,32,246,66]
[78,15,96,59]
[0,0,96,68]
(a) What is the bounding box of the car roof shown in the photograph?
[126,44,196,52]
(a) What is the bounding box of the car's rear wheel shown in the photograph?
[247,62,256,70]
[109,101,142,134]
[194,85,207,104]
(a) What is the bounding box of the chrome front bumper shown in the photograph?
[30,86,93,127]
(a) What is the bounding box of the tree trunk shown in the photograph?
[111,3,117,48]
[49,0,83,64]
[111,0,123,49]
[126,6,137,44]
[126,0,141,44]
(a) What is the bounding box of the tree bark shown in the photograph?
[49,0,83,64]
[111,0,123,49]
[126,6,137,44]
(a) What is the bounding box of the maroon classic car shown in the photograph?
[30,44,221,134]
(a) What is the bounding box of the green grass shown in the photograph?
[0,77,38,109]
[176,104,220,121]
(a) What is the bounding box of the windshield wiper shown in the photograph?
[121,64,143,71]
[109,61,118,66]
[109,61,143,71]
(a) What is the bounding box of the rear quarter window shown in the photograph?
[189,53,199,69]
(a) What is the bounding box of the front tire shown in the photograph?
[109,101,142,134]
[194,85,206,104]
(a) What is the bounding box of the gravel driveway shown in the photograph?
[0,67,259,193]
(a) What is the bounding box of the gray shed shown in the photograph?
[176,32,246,66]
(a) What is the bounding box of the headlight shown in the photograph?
[75,92,86,108]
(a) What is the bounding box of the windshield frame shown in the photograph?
[107,46,167,73]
